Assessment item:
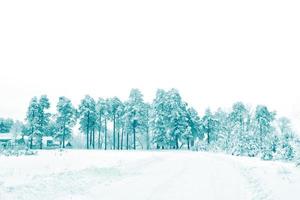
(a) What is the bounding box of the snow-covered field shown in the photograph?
[0,150,300,200]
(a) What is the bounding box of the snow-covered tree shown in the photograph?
[166,89,190,149]
[143,103,151,150]
[56,96,76,148]
[150,89,169,149]
[0,118,14,133]
[275,117,295,161]
[186,107,202,146]
[115,101,125,150]
[213,108,230,151]
[25,95,51,149]
[201,108,219,147]
[228,102,251,156]
[124,89,147,150]
[107,97,123,150]
[34,95,51,149]
[96,98,107,149]
[151,89,200,150]
[78,95,97,149]
[254,105,276,160]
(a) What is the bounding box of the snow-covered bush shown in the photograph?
[0,147,37,157]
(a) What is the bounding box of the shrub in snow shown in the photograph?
[0,148,37,156]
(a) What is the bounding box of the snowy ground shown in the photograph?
[0,150,300,200]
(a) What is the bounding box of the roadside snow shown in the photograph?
[0,150,299,200]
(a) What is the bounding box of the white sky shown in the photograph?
[0,0,300,131]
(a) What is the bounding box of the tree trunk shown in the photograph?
[113,114,116,150]
[40,137,43,149]
[187,138,190,150]
[30,137,33,149]
[133,126,136,150]
[92,128,95,149]
[207,131,210,145]
[126,129,129,150]
[104,118,107,150]
[86,112,90,149]
[146,126,150,150]
[117,128,120,150]
[89,128,92,148]
[62,123,66,148]
[98,115,102,149]
[87,130,89,149]
[175,136,179,149]
[30,126,34,149]
[120,128,124,150]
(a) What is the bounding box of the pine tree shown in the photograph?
[35,95,51,149]
[78,95,97,149]
[56,96,76,148]
[151,89,169,149]
[107,97,123,150]
[144,103,151,150]
[167,89,189,149]
[228,102,250,155]
[186,107,202,148]
[26,96,50,149]
[116,101,125,150]
[96,98,106,149]
[124,89,146,150]
[213,108,230,151]
[276,117,295,160]
[254,105,276,160]
[201,108,218,148]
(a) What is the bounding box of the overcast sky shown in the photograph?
[0,0,300,131]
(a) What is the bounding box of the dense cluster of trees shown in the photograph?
[1,88,299,161]
[0,118,14,133]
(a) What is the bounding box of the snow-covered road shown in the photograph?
[0,150,299,200]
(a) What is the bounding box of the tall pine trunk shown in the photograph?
[113,114,116,150]
[92,128,95,149]
[98,115,101,149]
[146,126,150,150]
[62,121,66,148]
[126,129,129,150]
[117,128,120,150]
[89,128,92,147]
[86,112,90,149]
[207,131,210,145]
[120,128,124,150]
[40,137,43,149]
[30,126,34,149]
[62,128,65,148]
[86,130,89,149]
[133,126,136,150]
[104,118,107,150]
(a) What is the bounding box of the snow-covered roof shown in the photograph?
[0,133,13,140]
[0,133,23,141]
[43,136,54,141]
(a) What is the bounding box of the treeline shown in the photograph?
[2,88,299,161]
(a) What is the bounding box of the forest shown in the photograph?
[0,88,299,162]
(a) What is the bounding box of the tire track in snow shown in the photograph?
[239,166,273,200]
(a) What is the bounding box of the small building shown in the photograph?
[0,133,24,148]
[42,136,60,149]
